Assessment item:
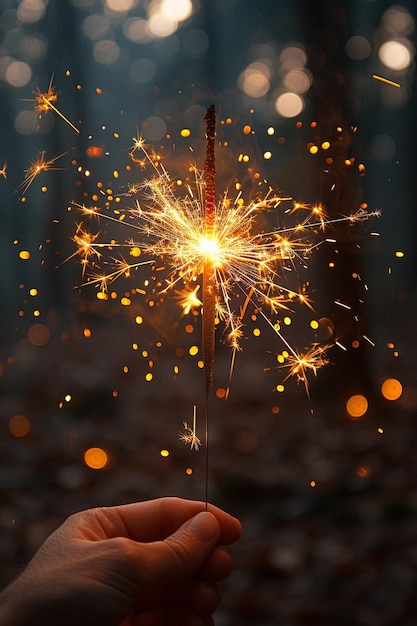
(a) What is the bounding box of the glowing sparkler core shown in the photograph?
[198,235,221,266]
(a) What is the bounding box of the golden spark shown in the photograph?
[179,406,201,451]
[19,150,66,195]
[372,74,401,88]
[32,78,80,134]
[0,161,7,179]
[281,343,332,397]
[175,284,202,315]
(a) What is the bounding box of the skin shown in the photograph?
[0,497,242,626]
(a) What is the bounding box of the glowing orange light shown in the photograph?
[28,324,50,346]
[381,378,402,401]
[9,415,30,438]
[86,146,104,158]
[356,465,370,478]
[84,447,108,469]
[372,74,401,88]
[346,394,368,419]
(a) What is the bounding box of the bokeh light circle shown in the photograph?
[381,378,403,401]
[378,40,412,70]
[28,324,50,347]
[141,116,167,141]
[84,447,109,469]
[345,35,371,60]
[346,394,368,419]
[274,92,304,118]
[5,60,32,87]
[9,415,31,438]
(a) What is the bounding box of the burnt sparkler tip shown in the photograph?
[205,105,216,137]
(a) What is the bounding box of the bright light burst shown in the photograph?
[0,161,7,179]
[19,150,66,196]
[32,77,80,134]
[180,406,201,451]
[281,343,332,396]
[72,135,377,390]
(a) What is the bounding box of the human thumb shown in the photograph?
[143,511,220,583]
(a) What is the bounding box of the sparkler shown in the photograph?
[202,105,217,400]
[202,105,218,506]
[72,122,377,388]
[70,108,378,503]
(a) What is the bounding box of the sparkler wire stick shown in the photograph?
[203,104,216,508]
[203,104,216,395]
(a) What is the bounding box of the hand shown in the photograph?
[0,497,242,626]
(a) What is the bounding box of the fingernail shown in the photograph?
[188,511,219,541]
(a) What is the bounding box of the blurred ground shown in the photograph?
[1,294,416,626]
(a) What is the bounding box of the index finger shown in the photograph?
[86,497,242,545]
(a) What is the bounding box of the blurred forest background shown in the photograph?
[1,1,417,624]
